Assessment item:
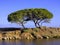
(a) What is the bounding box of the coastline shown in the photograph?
[0,27,60,40]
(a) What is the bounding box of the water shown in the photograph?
[0,39,60,45]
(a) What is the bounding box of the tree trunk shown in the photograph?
[21,22,25,29]
[38,23,41,29]
[37,20,42,29]
[33,20,38,28]
[35,22,37,28]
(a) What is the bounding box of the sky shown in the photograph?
[0,0,60,28]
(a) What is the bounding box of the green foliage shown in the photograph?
[7,8,53,28]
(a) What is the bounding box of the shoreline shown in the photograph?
[0,27,60,40]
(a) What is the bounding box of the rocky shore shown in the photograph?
[0,27,60,40]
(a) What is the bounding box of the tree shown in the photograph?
[8,10,27,28]
[36,8,53,28]
[7,8,53,29]
[24,8,53,28]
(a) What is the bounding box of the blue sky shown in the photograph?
[0,0,60,28]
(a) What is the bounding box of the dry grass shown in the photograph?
[0,27,60,40]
